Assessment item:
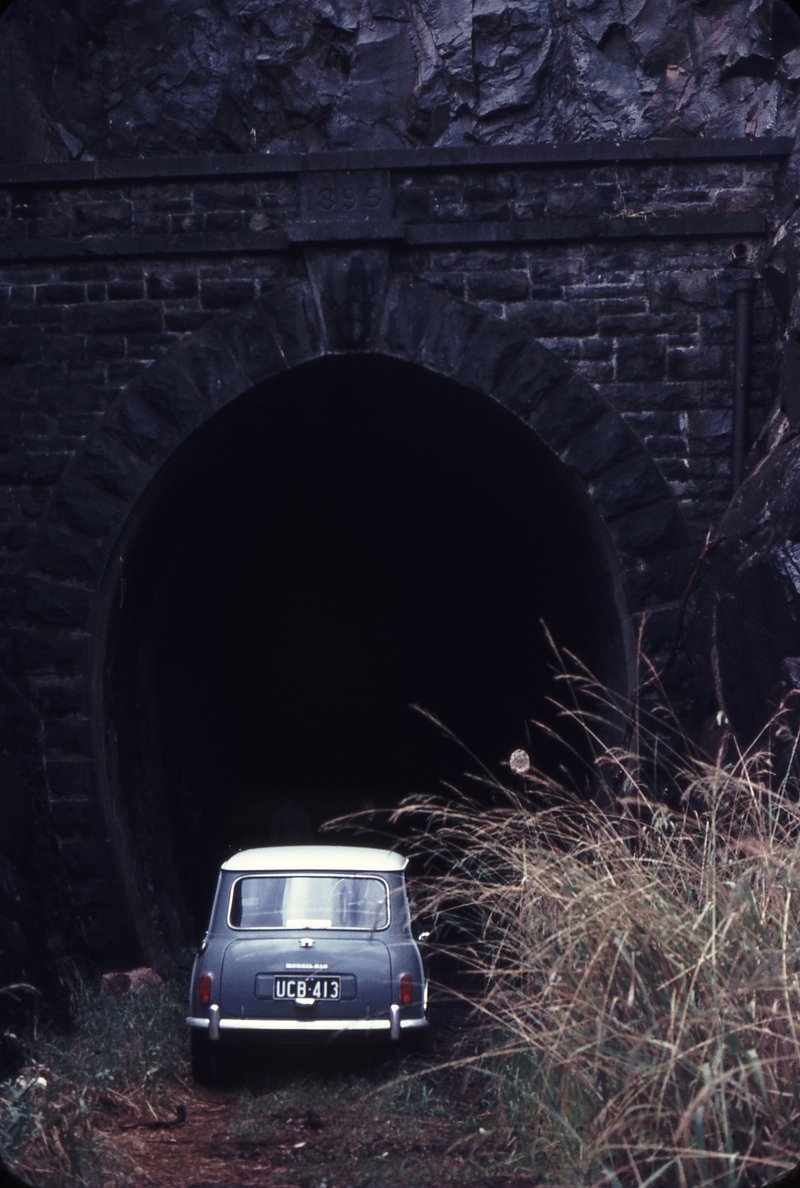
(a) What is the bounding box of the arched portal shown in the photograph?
[14,260,693,965]
[104,353,632,937]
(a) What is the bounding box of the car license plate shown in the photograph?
[274,976,340,1000]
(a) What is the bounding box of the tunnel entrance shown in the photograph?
[102,354,632,946]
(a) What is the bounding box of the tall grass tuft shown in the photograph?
[375,658,800,1188]
[0,962,189,1187]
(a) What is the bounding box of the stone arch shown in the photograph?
[10,251,694,965]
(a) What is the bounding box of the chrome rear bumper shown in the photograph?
[186,1015,427,1034]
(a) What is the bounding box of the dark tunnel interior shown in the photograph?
[104,354,631,943]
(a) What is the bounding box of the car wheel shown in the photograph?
[190,1028,222,1086]
[404,1028,430,1055]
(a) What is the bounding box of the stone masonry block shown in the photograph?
[659,458,691,481]
[214,300,286,389]
[667,347,726,381]
[74,432,147,500]
[527,374,606,453]
[598,312,697,337]
[380,279,486,379]
[59,264,114,283]
[380,278,445,363]
[0,327,41,363]
[29,677,89,717]
[515,299,597,338]
[50,477,128,537]
[68,301,163,336]
[589,453,668,523]
[305,249,390,352]
[45,759,96,801]
[0,451,70,485]
[44,717,93,758]
[10,304,63,327]
[13,628,91,676]
[204,212,247,233]
[419,294,487,378]
[107,281,145,301]
[38,370,110,417]
[48,797,102,833]
[258,282,324,369]
[646,270,717,311]
[138,355,211,434]
[467,272,529,302]
[103,393,180,464]
[559,411,641,481]
[28,524,107,584]
[489,338,572,418]
[687,409,732,438]
[453,316,539,400]
[0,523,33,553]
[170,328,250,413]
[36,283,85,305]
[68,875,113,912]
[606,497,691,561]
[147,270,199,300]
[75,202,132,233]
[200,279,256,310]
[616,338,666,382]
[164,309,212,332]
[21,577,92,627]
[60,838,110,878]
[194,184,258,210]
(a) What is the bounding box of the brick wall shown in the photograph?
[0,143,786,963]
[0,154,782,623]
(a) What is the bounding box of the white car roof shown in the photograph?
[221,844,408,873]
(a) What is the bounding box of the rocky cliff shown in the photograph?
[1,0,800,162]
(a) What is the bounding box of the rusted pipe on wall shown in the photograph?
[731,272,756,492]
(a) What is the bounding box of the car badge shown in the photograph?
[299,938,315,948]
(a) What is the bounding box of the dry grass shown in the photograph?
[359,658,800,1188]
[7,651,800,1188]
[0,962,191,1186]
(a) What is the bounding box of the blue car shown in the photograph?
[186,844,429,1083]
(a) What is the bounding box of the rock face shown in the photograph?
[2,0,800,162]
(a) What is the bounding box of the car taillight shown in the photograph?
[198,973,213,1006]
[399,973,413,1005]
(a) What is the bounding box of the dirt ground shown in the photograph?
[7,1008,547,1188]
[94,1080,541,1188]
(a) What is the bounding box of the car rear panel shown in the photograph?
[220,937,392,1021]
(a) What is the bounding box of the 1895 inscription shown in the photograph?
[300,170,390,224]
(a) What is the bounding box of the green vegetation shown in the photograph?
[382,659,800,1188]
[5,657,800,1187]
[0,962,190,1186]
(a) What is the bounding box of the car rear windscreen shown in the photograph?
[229,875,389,930]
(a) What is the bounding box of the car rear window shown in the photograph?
[229,875,390,930]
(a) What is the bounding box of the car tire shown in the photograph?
[404,1027,430,1056]
[190,1028,222,1086]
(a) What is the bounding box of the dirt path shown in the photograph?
[99,1082,538,1187]
[84,1019,545,1188]
[4,1005,547,1187]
